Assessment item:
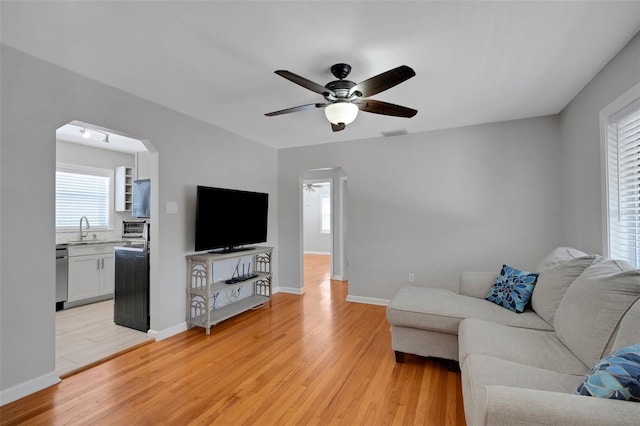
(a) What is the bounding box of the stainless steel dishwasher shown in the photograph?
[56,247,68,310]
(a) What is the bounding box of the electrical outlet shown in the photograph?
[408,273,415,283]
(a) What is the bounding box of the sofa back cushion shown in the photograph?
[554,259,640,368]
[535,247,589,272]
[612,299,640,352]
[531,255,598,325]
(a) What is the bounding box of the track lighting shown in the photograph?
[78,125,110,143]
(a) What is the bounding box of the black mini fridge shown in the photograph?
[114,247,149,332]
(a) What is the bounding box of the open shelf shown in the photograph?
[186,246,272,334]
[191,294,270,327]
[189,271,270,296]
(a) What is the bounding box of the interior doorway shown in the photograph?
[303,180,332,252]
[300,168,347,292]
[302,180,332,289]
[54,120,156,376]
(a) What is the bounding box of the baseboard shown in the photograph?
[147,321,188,341]
[346,295,389,306]
[273,286,305,295]
[0,371,60,406]
[332,274,345,281]
[63,294,112,309]
[304,251,330,255]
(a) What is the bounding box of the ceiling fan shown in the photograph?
[303,183,324,192]
[265,63,417,132]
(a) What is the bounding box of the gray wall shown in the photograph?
[559,31,640,254]
[0,45,278,400]
[278,116,564,301]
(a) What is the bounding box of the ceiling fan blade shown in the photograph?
[349,65,416,98]
[265,103,326,117]
[355,99,418,118]
[331,123,346,132]
[275,70,335,97]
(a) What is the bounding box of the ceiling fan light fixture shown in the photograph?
[324,102,358,125]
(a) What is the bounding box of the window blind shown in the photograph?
[56,166,112,230]
[608,104,640,267]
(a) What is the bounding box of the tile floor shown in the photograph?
[56,300,151,376]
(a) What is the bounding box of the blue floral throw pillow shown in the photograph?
[574,343,640,402]
[485,264,538,313]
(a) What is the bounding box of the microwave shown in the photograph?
[122,220,149,240]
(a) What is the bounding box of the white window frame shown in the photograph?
[56,163,114,232]
[601,83,640,267]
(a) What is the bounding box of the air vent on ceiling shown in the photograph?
[381,129,408,137]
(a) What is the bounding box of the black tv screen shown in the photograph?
[195,186,268,252]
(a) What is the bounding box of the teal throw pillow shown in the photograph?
[485,264,538,313]
[574,343,640,401]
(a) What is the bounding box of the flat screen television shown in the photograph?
[195,186,268,252]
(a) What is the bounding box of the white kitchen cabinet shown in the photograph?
[99,254,115,295]
[135,152,153,180]
[67,243,117,305]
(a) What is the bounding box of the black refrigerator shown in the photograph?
[114,247,149,332]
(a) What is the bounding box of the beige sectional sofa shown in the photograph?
[386,247,640,426]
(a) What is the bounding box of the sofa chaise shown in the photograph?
[386,247,640,426]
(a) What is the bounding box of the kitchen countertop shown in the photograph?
[56,239,126,248]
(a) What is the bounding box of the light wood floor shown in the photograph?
[56,300,151,376]
[2,254,465,425]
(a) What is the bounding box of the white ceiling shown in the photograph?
[2,1,639,149]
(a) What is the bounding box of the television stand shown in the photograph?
[186,246,272,334]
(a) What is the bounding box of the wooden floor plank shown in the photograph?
[1,254,465,425]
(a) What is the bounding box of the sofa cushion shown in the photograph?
[613,299,640,351]
[535,246,590,272]
[458,318,588,374]
[574,342,640,402]
[485,264,538,313]
[531,255,598,325]
[386,287,552,335]
[554,259,640,369]
[462,354,584,426]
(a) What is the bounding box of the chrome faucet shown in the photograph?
[79,216,90,241]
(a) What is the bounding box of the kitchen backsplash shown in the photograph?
[56,211,135,244]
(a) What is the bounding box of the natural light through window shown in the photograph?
[56,164,113,231]
[321,196,331,233]
[605,99,640,268]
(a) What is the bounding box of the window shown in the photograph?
[321,196,331,233]
[605,99,640,267]
[56,164,113,231]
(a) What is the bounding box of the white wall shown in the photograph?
[278,116,564,302]
[0,45,278,402]
[559,31,640,254]
[303,183,331,254]
[56,140,135,170]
